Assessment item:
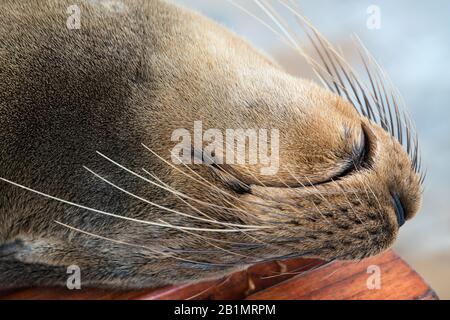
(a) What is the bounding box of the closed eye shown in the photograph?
[333,124,371,180]
[310,125,370,187]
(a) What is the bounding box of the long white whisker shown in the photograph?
[156,219,265,262]
[254,0,297,48]
[141,144,289,215]
[228,0,333,89]
[278,0,423,180]
[281,168,330,224]
[225,0,285,40]
[96,150,243,213]
[140,144,251,214]
[0,177,259,233]
[329,178,371,236]
[54,221,235,267]
[142,168,243,222]
[83,166,269,230]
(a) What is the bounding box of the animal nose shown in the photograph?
[392,193,406,227]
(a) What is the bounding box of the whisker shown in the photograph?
[0,177,260,233]
[54,221,236,268]
[302,174,336,211]
[282,168,332,221]
[141,144,299,215]
[140,144,262,215]
[260,259,321,279]
[262,257,337,279]
[329,177,371,235]
[96,150,244,213]
[185,276,231,300]
[225,0,286,42]
[142,168,252,221]
[254,0,298,49]
[277,0,424,182]
[286,171,331,224]
[83,166,269,230]
[233,0,423,181]
[158,219,264,263]
[240,166,308,220]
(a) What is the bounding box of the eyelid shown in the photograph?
[331,125,370,181]
[359,123,376,168]
[353,124,370,167]
[303,124,372,186]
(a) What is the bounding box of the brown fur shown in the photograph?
[0,0,422,289]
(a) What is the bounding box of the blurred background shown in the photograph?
[174,0,450,298]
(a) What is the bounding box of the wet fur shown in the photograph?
[0,0,422,289]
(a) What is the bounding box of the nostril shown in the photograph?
[392,193,406,227]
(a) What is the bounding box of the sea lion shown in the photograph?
[0,0,423,289]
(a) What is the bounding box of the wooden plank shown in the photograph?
[145,258,324,300]
[0,250,438,300]
[246,250,438,300]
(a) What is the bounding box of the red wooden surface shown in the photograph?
[0,250,438,300]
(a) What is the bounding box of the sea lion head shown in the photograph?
[0,0,424,286]
[147,2,424,267]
